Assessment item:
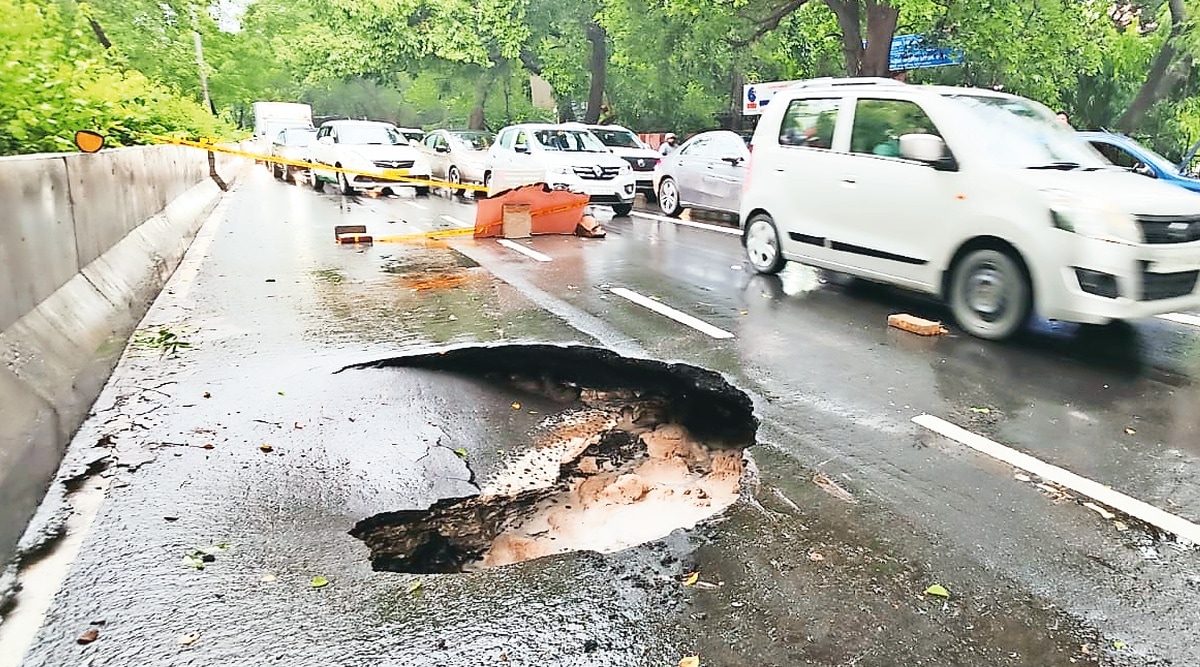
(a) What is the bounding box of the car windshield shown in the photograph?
[591,128,644,149]
[336,124,402,145]
[533,129,607,152]
[945,95,1108,170]
[452,131,493,151]
[282,129,316,146]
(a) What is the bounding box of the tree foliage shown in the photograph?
[6,0,1200,156]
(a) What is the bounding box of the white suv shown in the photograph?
[310,120,432,196]
[485,124,637,215]
[580,124,662,202]
[741,78,1200,340]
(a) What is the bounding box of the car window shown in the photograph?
[712,135,747,158]
[850,99,941,158]
[779,98,839,150]
[317,126,329,140]
[1091,142,1137,168]
[532,129,607,152]
[423,134,438,149]
[453,131,493,150]
[514,130,529,150]
[497,129,513,149]
[335,124,402,145]
[678,138,710,156]
[591,128,644,149]
[283,129,316,146]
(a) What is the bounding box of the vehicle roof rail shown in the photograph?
[789,77,906,89]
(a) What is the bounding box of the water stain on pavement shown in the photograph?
[345,345,757,573]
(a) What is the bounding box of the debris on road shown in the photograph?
[683,572,700,586]
[679,657,700,667]
[309,575,329,588]
[474,184,589,238]
[924,584,950,598]
[1083,502,1116,520]
[178,633,201,646]
[334,224,373,245]
[259,444,274,453]
[575,214,607,238]
[887,313,948,336]
[76,628,100,645]
[812,472,856,504]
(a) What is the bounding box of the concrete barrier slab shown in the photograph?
[0,156,78,332]
[0,366,60,565]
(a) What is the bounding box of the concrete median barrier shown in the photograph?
[0,144,245,567]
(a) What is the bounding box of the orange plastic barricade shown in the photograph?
[474,184,590,238]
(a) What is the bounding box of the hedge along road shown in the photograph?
[4,167,1200,666]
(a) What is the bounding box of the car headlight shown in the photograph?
[1043,189,1141,244]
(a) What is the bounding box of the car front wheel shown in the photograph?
[744,214,785,275]
[612,203,633,217]
[948,248,1032,340]
[658,178,682,217]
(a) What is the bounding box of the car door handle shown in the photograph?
[841,176,857,186]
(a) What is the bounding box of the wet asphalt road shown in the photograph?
[6,168,1200,666]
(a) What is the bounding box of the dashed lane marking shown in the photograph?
[609,287,735,339]
[1157,312,1200,328]
[913,414,1200,545]
[497,239,552,262]
[406,201,429,210]
[442,214,472,228]
[631,211,742,236]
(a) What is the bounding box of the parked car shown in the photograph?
[397,127,426,144]
[654,130,751,219]
[741,77,1200,341]
[580,124,662,202]
[268,127,318,183]
[309,120,433,196]
[485,123,636,215]
[417,129,493,194]
[1081,131,1200,194]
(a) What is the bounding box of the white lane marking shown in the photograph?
[609,287,735,339]
[1157,312,1200,328]
[406,201,429,210]
[913,414,1200,545]
[442,214,472,228]
[631,211,742,236]
[496,239,552,262]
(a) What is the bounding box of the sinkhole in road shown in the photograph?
[347,345,758,574]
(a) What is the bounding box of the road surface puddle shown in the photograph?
[347,345,757,573]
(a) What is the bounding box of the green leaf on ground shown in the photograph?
[453,448,468,460]
[924,584,950,598]
[406,579,424,595]
[310,576,329,588]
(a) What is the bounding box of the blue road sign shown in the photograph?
[889,34,963,70]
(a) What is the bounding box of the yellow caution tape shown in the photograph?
[153,136,490,192]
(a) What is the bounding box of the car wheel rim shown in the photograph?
[964,262,1008,323]
[450,168,461,184]
[746,220,777,270]
[660,181,677,212]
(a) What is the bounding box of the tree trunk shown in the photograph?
[827,0,863,75]
[730,70,745,131]
[826,0,899,76]
[584,22,607,123]
[861,0,899,76]
[1119,0,1186,133]
[469,73,491,130]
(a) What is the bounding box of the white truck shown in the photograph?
[252,102,314,161]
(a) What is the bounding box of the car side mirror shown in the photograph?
[436,145,450,153]
[1132,162,1156,178]
[722,156,745,166]
[899,133,956,171]
[515,144,529,154]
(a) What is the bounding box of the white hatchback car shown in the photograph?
[485,124,637,215]
[741,78,1200,340]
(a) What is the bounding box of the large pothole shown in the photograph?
[346,345,757,573]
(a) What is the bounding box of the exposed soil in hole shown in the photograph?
[347,345,757,573]
[382,249,480,292]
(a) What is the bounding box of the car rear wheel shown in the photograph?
[337,169,355,195]
[448,166,464,196]
[612,203,633,217]
[948,248,1032,340]
[744,214,785,275]
[658,178,682,217]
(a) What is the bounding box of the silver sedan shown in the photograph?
[417,130,494,195]
[653,130,751,219]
